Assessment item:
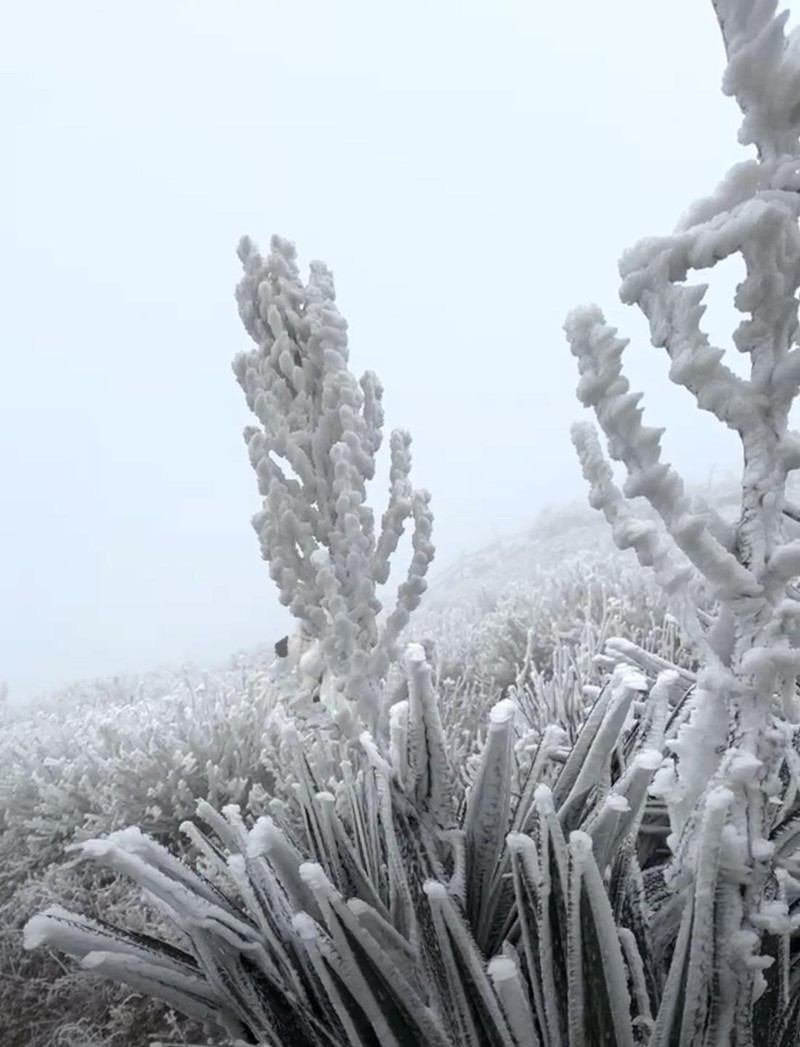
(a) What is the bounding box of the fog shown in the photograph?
[1,1,756,700]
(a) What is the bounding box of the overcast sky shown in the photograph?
[1,0,770,700]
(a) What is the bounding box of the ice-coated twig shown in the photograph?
[566,307,761,606]
[571,421,701,610]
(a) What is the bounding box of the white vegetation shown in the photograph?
[233,236,434,726]
[2,537,681,1047]
[10,1,800,1045]
[567,0,800,1034]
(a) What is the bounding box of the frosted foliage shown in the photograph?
[15,492,800,1045]
[565,0,800,1040]
[411,530,703,746]
[18,640,698,1046]
[233,236,434,721]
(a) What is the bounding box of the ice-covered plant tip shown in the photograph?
[20,3,800,1047]
[567,0,800,1041]
[233,235,434,725]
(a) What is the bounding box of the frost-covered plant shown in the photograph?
[7,510,692,1046]
[25,645,685,1047]
[0,665,282,1047]
[233,236,434,722]
[34,635,795,1046]
[566,0,800,1038]
[2,863,209,1047]
[0,664,279,886]
[411,538,703,750]
[20,588,800,1043]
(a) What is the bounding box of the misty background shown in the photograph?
[1,0,770,701]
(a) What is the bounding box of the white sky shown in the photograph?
[1,1,762,700]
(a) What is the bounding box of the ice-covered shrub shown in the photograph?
[2,862,209,1047]
[7,528,696,1045]
[24,646,683,1047]
[0,663,280,884]
[565,0,800,1037]
[233,236,434,723]
[0,663,281,1047]
[29,632,800,1046]
[1,538,680,1046]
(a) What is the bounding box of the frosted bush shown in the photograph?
[30,625,791,1045]
[233,236,434,724]
[9,531,695,1047]
[412,534,704,747]
[1,862,209,1047]
[17,530,800,1044]
[565,0,800,1036]
[0,662,283,1046]
[24,651,686,1047]
[1,663,280,881]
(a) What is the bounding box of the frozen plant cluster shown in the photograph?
[412,542,703,741]
[0,663,285,1047]
[565,0,800,1037]
[15,0,800,1045]
[0,529,665,1047]
[22,650,693,1047]
[1,663,281,883]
